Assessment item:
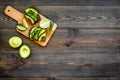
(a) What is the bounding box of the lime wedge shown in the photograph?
[16,24,27,31]
[39,19,50,28]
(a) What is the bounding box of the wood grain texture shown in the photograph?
[0,29,120,77]
[0,5,120,79]
[0,78,120,80]
[1,6,120,29]
[0,0,120,6]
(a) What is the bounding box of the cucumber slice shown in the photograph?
[23,19,29,28]
[9,36,22,48]
[39,19,50,28]
[29,27,37,39]
[16,24,27,31]
[19,45,31,59]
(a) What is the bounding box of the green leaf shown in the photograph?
[50,21,54,31]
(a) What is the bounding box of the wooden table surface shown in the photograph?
[0,0,120,80]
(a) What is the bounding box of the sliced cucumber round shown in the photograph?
[9,36,22,48]
[19,45,31,59]
[39,19,50,28]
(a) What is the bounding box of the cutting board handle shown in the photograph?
[4,6,24,23]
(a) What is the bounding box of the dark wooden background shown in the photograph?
[0,0,120,80]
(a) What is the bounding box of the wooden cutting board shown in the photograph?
[4,6,57,47]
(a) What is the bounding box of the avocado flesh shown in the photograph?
[29,27,46,41]
[29,27,37,39]
[19,45,31,58]
[9,36,22,48]
[25,15,35,24]
[25,7,40,24]
[25,8,39,15]
[38,29,46,41]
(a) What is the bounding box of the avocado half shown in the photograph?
[9,36,22,48]
[19,45,31,58]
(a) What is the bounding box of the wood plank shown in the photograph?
[57,78,120,80]
[0,57,120,77]
[0,5,120,78]
[0,0,120,6]
[0,29,120,54]
[0,78,119,80]
[1,6,120,29]
[1,52,120,65]
[0,28,119,77]
[0,52,120,77]
[1,54,120,77]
